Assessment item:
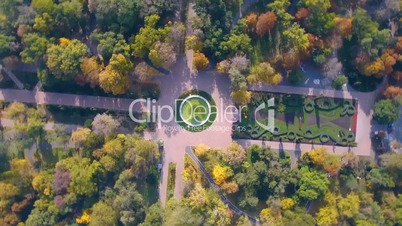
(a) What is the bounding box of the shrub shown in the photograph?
[374,99,400,125]
[287,70,305,85]
[332,75,348,90]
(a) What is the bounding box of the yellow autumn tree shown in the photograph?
[212,164,233,185]
[99,54,133,95]
[306,148,327,166]
[281,198,295,210]
[337,193,360,218]
[316,192,339,226]
[76,209,91,224]
[185,35,203,51]
[193,52,209,71]
[194,144,209,158]
[231,89,251,105]
[70,128,91,148]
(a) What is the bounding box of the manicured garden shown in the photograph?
[176,90,217,132]
[232,92,358,146]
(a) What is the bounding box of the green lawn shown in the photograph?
[180,96,210,126]
[233,92,357,146]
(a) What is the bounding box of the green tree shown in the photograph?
[33,13,53,35]
[88,0,140,33]
[139,203,163,226]
[91,31,130,60]
[219,33,252,56]
[90,201,118,226]
[267,0,293,27]
[0,34,14,57]
[20,33,49,64]
[46,39,88,80]
[337,193,360,219]
[282,207,316,226]
[131,15,169,57]
[56,157,101,196]
[373,99,400,124]
[283,23,310,52]
[296,166,329,201]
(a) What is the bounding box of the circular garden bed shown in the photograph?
[176,90,216,132]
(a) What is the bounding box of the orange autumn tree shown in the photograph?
[334,17,352,38]
[384,86,402,99]
[295,8,310,20]
[256,12,277,37]
[245,13,258,33]
[193,51,209,71]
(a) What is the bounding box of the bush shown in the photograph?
[374,99,400,125]
[287,70,304,85]
[332,75,348,90]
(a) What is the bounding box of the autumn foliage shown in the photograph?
[384,86,402,99]
[245,13,258,33]
[193,52,209,71]
[256,12,277,37]
[334,17,352,38]
[295,8,310,20]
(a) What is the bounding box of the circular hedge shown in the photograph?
[304,102,315,113]
[176,90,216,132]
[319,134,330,143]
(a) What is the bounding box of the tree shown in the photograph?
[113,173,145,225]
[148,41,176,69]
[139,0,176,17]
[134,61,158,81]
[222,141,246,165]
[247,62,282,85]
[20,33,49,64]
[337,193,360,219]
[229,68,247,91]
[352,9,390,59]
[282,208,316,226]
[297,166,329,201]
[231,90,251,105]
[194,144,209,158]
[46,38,88,80]
[33,13,53,35]
[245,13,257,33]
[99,54,133,95]
[70,128,91,148]
[91,113,120,136]
[332,75,348,90]
[283,23,310,52]
[88,0,140,33]
[131,14,169,57]
[124,136,160,178]
[219,33,252,56]
[185,35,203,51]
[373,99,399,124]
[32,0,55,14]
[212,164,233,185]
[91,31,130,60]
[90,201,118,226]
[256,12,277,37]
[193,52,209,71]
[0,34,14,57]
[78,57,102,87]
[316,206,338,226]
[56,157,101,196]
[140,203,163,226]
[267,0,293,28]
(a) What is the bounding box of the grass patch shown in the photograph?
[167,162,176,200]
